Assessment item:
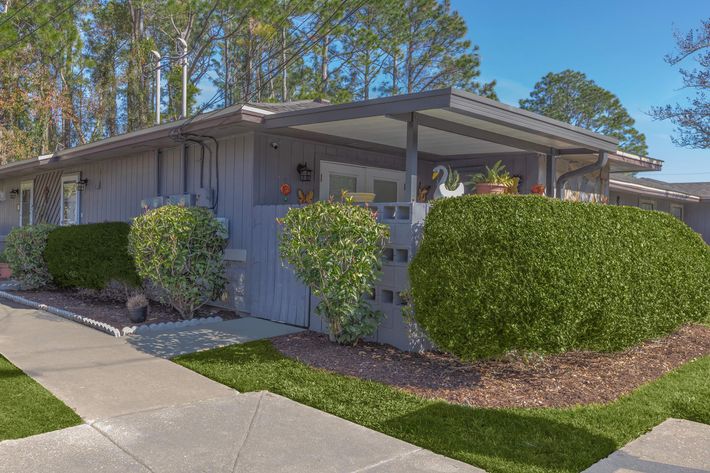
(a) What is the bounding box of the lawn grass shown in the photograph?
[0,355,82,441]
[175,341,710,473]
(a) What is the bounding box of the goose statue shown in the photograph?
[432,165,465,199]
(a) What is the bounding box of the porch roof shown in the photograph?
[264,88,621,158]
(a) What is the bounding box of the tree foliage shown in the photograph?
[520,70,648,156]
[0,0,496,163]
[651,19,709,149]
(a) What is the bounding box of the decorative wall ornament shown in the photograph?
[280,183,292,202]
[416,182,431,202]
[297,189,314,204]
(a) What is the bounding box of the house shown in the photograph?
[0,88,701,349]
[609,170,710,243]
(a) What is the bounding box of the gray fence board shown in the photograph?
[249,205,309,327]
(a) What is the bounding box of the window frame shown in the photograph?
[60,173,81,226]
[670,204,684,221]
[639,199,656,211]
[19,180,34,226]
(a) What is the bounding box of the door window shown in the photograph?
[670,204,683,220]
[373,179,398,202]
[19,181,33,226]
[329,174,358,196]
[61,174,80,225]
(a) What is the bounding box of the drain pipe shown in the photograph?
[556,151,608,199]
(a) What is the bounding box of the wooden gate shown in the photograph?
[249,205,309,327]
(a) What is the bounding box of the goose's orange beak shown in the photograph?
[432,170,439,180]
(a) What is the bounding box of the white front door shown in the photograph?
[320,161,405,202]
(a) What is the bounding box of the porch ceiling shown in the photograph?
[291,116,520,156]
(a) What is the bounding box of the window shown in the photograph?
[639,199,655,211]
[670,204,684,221]
[60,174,80,225]
[19,180,33,226]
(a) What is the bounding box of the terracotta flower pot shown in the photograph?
[475,183,507,195]
[0,263,12,280]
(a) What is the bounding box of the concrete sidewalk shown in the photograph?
[127,316,303,358]
[0,302,481,472]
[583,418,710,473]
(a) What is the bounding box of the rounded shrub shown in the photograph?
[128,205,228,319]
[409,195,710,360]
[44,222,141,290]
[278,200,390,344]
[4,224,57,289]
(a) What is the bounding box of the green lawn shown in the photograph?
[175,341,710,473]
[0,355,81,441]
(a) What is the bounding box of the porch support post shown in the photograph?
[546,149,558,197]
[406,114,418,201]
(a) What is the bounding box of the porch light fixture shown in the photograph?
[297,162,312,182]
[76,178,88,192]
[9,188,19,200]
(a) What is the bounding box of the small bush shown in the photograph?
[128,205,228,319]
[44,222,141,290]
[409,195,710,360]
[279,200,390,344]
[4,224,57,289]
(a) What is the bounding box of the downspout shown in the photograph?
[181,143,189,193]
[556,151,609,200]
[155,148,162,196]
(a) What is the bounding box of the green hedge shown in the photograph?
[44,222,141,290]
[409,195,710,360]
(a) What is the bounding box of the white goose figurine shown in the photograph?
[432,165,465,199]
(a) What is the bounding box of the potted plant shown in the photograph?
[468,160,513,195]
[0,251,11,280]
[531,184,546,195]
[126,294,149,323]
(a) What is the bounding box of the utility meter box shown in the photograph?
[141,196,165,211]
[167,194,196,207]
[196,188,214,208]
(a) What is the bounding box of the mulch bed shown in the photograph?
[10,289,238,330]
[272,325,710,408]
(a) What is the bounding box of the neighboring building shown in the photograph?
[0,88,704,349]
[609,172,710,243]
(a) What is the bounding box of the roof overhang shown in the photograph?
[609,178,701,202]
[264,88,619,157]
[0,106,261,178]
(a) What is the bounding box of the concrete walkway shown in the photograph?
[127,316,303,358]
[583,418,710,473]
[0,302,480,472]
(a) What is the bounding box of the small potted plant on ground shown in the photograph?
[468,160,512,195]
[126,293,149,323]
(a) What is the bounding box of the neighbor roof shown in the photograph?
[610,173,710,201]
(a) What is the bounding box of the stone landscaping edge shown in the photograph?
[0,290,122,337]
[0,289,224,338]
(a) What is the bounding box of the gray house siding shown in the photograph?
[684,202,710,243]
[609,190,679,213]
[253,133,435,205]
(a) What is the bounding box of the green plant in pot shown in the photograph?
[126,293,149,323]
[468,160,513,195]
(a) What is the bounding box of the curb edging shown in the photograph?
[0,290,122,337]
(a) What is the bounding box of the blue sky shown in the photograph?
[451,0,709,181]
